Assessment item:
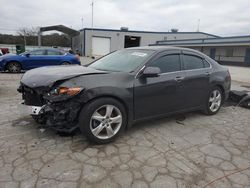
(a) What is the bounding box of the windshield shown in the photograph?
[89,49,155,72]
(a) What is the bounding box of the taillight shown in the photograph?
[75,55,80,61]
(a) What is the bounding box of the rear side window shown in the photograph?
[152,54,181,73]
[204,60,211,68]
[47,50,62,55]
[183,55,204,70]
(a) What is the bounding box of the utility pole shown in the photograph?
[81,17,84,29]
[197,19,200,32]
[91,1,94,29]
[91,0,94,57]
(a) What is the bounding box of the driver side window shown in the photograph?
[152,54,181,73]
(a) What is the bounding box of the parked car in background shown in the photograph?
[0,48,81,72]
[1,48,10,55]
[18,46,231,144]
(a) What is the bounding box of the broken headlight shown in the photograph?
[49,87,83,97]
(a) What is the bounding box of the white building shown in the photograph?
[153,36,250,66]
[72,28,218,57]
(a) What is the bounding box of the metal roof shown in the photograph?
[39,25,80,37]
[154,35,250,47]
[80,28,219,38]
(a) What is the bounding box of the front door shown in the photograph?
[134,52,185,119]
[24,49,47,69]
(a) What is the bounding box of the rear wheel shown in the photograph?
[78,98,127,144]
[7,62,21,73]
[203,86,223,115]
[62,62,71,65]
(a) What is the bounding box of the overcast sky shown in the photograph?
[1,0,250,36]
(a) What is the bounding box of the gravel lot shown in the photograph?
[0,72,250,188]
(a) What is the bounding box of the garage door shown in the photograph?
[92,37,111,56]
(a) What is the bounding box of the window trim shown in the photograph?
[181,53,212,71]
[135,50,212,78]
[149,53,182,74]
[46,49,64,56]
[30,49,46,56]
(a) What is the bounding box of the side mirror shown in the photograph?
[25,53,30,57]
[142,67,161,77]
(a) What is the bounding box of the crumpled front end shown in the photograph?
[18,83,83,133]
[17,65,109,133]
[41,100,82,132]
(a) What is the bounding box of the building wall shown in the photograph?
[186,46,249,65]
[72,31,84,54]
[72,29,217,56]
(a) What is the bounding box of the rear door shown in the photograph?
[134,51,186,119]
[45,49,64,65]
[181,51,211,109]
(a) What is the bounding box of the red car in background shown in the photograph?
[1,48,10,55]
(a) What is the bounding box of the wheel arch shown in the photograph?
[80,94,132,129]
[61,61,71,65]
[4,60,22,71]
[214,84,225,102]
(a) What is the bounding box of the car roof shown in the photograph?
[31,48,63,51]
[127,46,202,54]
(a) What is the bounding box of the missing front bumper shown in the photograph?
[25,100,83,133]
[18,103,44,115]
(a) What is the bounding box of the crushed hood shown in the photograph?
[21,65,106,88]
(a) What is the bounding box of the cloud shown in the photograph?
[0,0,250,36]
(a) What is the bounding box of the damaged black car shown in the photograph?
[18,46,231,144]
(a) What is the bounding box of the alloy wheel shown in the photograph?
[8,62,21,73]
[90,105,122,140]
[209,90,222,112]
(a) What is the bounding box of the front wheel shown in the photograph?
[7,62,21,73]
[78,98,127,144]
[203,86,223,115]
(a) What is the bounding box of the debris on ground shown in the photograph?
[39,128,46,133]
[175,115,186,125]
[227,90,250,109]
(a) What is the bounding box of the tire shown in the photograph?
[78,97,127,144]
[62,62,71,65]
[203,86,223,115]
[6,62,21,73]
[31,115,46,124]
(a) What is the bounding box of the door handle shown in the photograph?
[175,76,185,82]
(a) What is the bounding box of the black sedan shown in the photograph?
[18,46,231,144]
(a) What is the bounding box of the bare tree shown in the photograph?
[17,27,39,46]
